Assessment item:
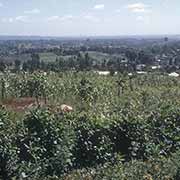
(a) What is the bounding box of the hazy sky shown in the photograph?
[0,0,179,36]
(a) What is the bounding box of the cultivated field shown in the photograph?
[0,71,180,179]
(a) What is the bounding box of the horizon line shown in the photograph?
[0,34,180,40]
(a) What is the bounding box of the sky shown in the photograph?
[0,0,179,36]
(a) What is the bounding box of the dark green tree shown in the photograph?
[14,59,21,72]
[0,61,6,72]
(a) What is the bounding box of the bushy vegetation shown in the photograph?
[0,72,180,179]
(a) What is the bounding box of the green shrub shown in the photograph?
[0,108,18,180]
[16,108,76,178]
[73,112,114,168]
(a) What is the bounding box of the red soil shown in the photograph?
[1,97,43,112]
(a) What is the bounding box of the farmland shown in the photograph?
[0,36,180,179]
[1,0,180,177]
[0,71,180,179]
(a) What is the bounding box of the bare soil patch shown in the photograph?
[1,97,44,112]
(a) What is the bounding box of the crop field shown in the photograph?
[0,71,180,179]
[87,51,110,60]
[0,0,180,178]
[39,52,59,62]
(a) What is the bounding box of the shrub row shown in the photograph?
[0,104,180,179]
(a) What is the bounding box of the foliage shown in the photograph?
[0,72,180,179]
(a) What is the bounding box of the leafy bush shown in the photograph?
[0,73,180,179]
[0,108,18,180]
[64,150,180,180]
[73,112,114,168]
[19,109,76,177]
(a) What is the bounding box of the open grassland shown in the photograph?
[39,52,59,62]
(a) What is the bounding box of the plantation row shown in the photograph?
[1,104,180,179]
[1,71,180,107]
[0,72,180,179]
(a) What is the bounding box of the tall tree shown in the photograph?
[29,53,41,72]
[14,59,21,72]
[0,61,6,72]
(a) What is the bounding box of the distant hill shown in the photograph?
[0,35,180,41]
